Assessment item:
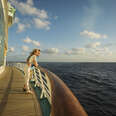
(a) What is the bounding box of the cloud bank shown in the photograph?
[42,48,59,54]
[9,0,51,32]
[23,37,40,46]
[80,30,107,39]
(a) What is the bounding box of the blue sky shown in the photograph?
[7,0,116,62]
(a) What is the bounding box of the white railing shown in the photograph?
[7,63,52,104]
[7,62,26,74]
[14,63,26,71]
[32,67,52,104]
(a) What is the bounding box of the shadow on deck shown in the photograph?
[0,66,42,116]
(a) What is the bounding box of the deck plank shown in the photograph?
[0,66,42,116]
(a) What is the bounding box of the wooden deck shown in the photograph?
[0,66,42,116]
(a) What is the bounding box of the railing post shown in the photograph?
[44,73,52,104]
[33,67,52,104]
[33,67,39,87]
[38,68,46,98]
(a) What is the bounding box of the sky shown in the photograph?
[7,0,116,62]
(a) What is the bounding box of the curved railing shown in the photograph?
[32,67,52,104]
[7,62,25,74]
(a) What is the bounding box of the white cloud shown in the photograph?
[65,51,72,55]
[109,51,113,56]
[32,40,40,46]
[33,18,50,30]
[103,43,114,47]
[85,42,113,56]
[9,0,51,31]
[23,37,40,46]
[95,47,108,52]
[9,0,48,19]
[14,17,20,24]
[85,42,101,48]
[80,30,107,39]
[17,23,30,33]
[23,37,32,43]
[17,23,25,33]
[27,0,33,6]
[22,45,29,51]
[94,47,113,56]
[9,47,15,52]
[42,48,59,54]
[65,48,85,55]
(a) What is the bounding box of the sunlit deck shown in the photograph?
[0,66,42,116]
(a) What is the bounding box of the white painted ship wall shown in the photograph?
[0,0,8,74]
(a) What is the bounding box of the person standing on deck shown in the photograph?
[23,49,40,94]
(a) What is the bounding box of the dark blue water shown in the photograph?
[39,62,116,116]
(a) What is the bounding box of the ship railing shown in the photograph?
[14,63,25,73]
[7,63,52,104]
[32,66,52,104]
[7,62,25,74]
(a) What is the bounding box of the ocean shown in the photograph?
[39,62,116,116]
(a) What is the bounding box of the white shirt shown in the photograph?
[28,55,37,65]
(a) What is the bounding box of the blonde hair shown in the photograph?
[27,49,39,63]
